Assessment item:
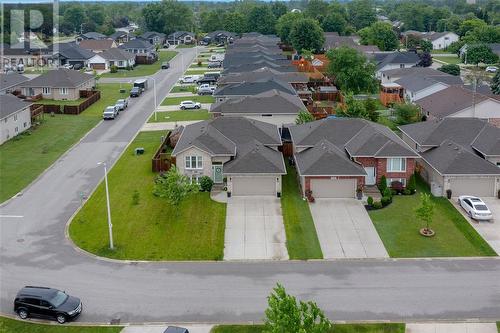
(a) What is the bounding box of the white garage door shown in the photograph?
[310,178,356,198]
[450,177,495,197]
[232,176,276,196]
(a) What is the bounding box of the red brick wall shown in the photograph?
[355,157,416,186]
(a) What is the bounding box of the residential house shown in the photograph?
[119,38,156,59]
[0,43,52,71]
[108,31,135,45]
[217,67,308,86]
[171,117,286,197]
[76,32,106,43]
[213,78,297,102]
[394,74,462,102]
[0,73,29,94]
[52,43,95,69]
[399,118,500,197]
[403,31,459,50]
[322,32,379,55]
[222,60,296,74]
[225,44,282,55]
[166,31,195,45]
[372,51,420,79]
[20,69,95,101]
[380,67,454,84]
[141,31,166,46]
[115,23,138,34]
[203,31,236,44]
[415,85,500,124]
[78,39,117,53]
[0,94,32,144]
[289,118,419,198]
[210,89,304,126]
[88,48,135,70]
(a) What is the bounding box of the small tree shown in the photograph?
[394,103,420,125]
[153,166,197,207]
[438,64,460,76]
[296,110,315,124]
[264,283,332,333]
[418,52,432,67]
[490,71,500,95]
[415,193,435,235]
[364,98,379,122]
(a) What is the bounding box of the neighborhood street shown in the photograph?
[1,45,500,325]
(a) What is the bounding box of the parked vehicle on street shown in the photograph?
[179,101,201,110]
[161,62,170,69]
[458,196,493,221]
[197,73,220,86]
[179,75,198,84]
[164,326,189,333]
[207,61,221,68]
[133,79,148,92]
[130,87,142,97]
[115,98,128,111]
[210,54,224,62]
[103,106,119,119]
[485,66,498,73]
[14,286,82,324]
[197,84,216,95]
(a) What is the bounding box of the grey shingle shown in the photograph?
[0,94,32,119]
[224,140,285,174]
[20,69,94,88]
[0,73,29,91]
[218,67,308,85]
[214,78,296,97]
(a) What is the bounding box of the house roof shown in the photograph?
[373,51,420,70]
[380,67,444,78]
[119,38,153,50]
[108,31,128,39]
[79,39,115,51]
[0,73,29,91]
[323,32,357,49]
[53,42,95,60]
[141,31,166,39]
[225,44,282,55]
[213,78,296,97]
[222,61,296,74]
[99,48,135,61]
[205,30,236,39]
[218,67,308,85]
[210,89,304,115]
[0,94,32,120]
[415,85,491,118]
[20,69,94,88]
[81,32,106,40]
[224,140,286,174]
[223,54,289,68]
[395,75,447,93]
[167,31,195,39]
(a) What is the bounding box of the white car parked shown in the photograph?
[458,196,493,221]
[179,101,201,110]
[179,75,199,84]
[485,66,498,73]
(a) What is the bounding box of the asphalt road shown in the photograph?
[1,46,500,325]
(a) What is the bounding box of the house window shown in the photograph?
[42,87,51,95]
[24,122,27,128]
[387,178,407,187]
[119,61,124,66]
[387,158,406,172]
[60,88,68,95]
[185,156,203,169]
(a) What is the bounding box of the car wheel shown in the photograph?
[468,211,473,219]
[181,106,185,110]
[17,309,29,319]
[56,314,66,324]
[195,105,200,109]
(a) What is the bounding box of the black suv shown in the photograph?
[130,86,142,97]
[14,286,82,324]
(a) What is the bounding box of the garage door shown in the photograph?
[91,63,106,70]
[450,177,495,197]
[310,178,356,198]
[232,176,276,196]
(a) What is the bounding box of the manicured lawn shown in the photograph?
[170,85,197,93]
[431,49,454,54]
[281,166,323,259]
[161,95,214,106]
[211,323,405,333]
[148,110,211,123]
[185,69,220,75]
[433,55,462,64]
[189,63,208,69]
[369,178,496,257]
[69,131,226,260]
[100,51,177,78]
[36,98,85,106]
[0,316,122,333]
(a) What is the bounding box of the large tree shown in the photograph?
[223,11,246,34]
[347,0,376,30]
[143,0,194,35]
[289,18,325,54]
[491,72,500,95]
[63,4,86,33]
[359,22,398,51]
[321,12,347,35]
[326,46,377,94]
[200,10,224,33]
[464,44,499,64]
[305,0,329,23]
[271,1,288,19]
[246,5,276,35]
[275,11,302,44]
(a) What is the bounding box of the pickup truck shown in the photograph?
[197,84,216,95]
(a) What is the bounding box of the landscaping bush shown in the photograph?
[110,65,118,73]
[403,188,411,195]
[378,175,387,193]
[367,196,374,206]
[372,201,383,209]
[199,176,214,192]
[197,60,202,67]
[407,173,417,194]
[381,196,392,207]
[383,187,392,198]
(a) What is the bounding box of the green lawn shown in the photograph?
[100,51,177,78]
[185,69,217,75]
[433,55,462,64]
[369,178,497,257]
[69,131,226,260]
[431,49,454,54]
[176,44,196,48]
[211,323,405,333]
[281,166,323,259]
[161,95,214,106]
[36,98,85,106]
[148,110,211,123]
[0,83,130,203]
[0,317,122,333]
[170,85,197,93]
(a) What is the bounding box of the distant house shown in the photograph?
[20,69,95,101]
[88,48,135,70]
[166,31,195,45]
[0,43,52,71]
[0,94,32,144]
[403,31,459,50]
[213,78,297,102]
[0,73,29,94]
[380,67,452,84]
[108,31,135,45]
[371,51,420,79]
[76,32,106,43]
[141,32,166,46]
[400,118,500,197]
[118,38,156,58]
[322,32,379,55]
[171,117,286,197]
[52,43,95,69]
[203,31,236,44]
[223,54,289,68]
[394,74,462,102]
[78,39,117,53]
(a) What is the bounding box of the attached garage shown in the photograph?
[231,176,277,196]
[91,63,106,70]
[449,177,496,197]
[310,178,356,198]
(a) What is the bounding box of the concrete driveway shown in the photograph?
[309,199,388,259]
[224,197,289,260]
[452,197,500,255]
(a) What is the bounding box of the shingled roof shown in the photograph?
[0,94,32,120]
[20,69,94,88]
[213,78,296,97]
[218,67,308,85]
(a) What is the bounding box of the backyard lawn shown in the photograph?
[369,178,496,257]
[433,55,462,64]
[211,323,405,333]
[161,95,214,106]
[281,166,323,259]
[0,316,122,333]
[148,110,211,122]
[0,83,129,203]
[100,51,177,78]
[69,131,226,260]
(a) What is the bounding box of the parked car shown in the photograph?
[458,196,493,221]
[179,101,201,110]
[115,98,128,111]
[197,84,216,95]
[73,63,83,70]
[179,75,198,84]
[163,43,170,49]
[485,66,498,73]
[103,106,119,119]
[197,74,218,86]
[130,87,142,97]
[161,62,170,69]
[207,61,221,69]
[62,64,73,70]
[14,286,82,324]
[164,326,189,333]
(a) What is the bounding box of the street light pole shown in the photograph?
[152,77,157,121]
[98,162,114,250]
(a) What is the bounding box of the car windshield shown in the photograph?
[117,99,124,103]
[50,291,68,307]
[474,204,489,211]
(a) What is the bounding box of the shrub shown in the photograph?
[199,176,214,192]
[383,187,392,198]
[381,196,392,207]
[378,175,387,193]
[407,173,417,194]
[372,201,383,209]
[402,188,411,195]
[367,196,374,206]
[132,190,140,205]
[110,65,118,73]
[197,61,202,67]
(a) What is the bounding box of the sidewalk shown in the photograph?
[157,104,211,111]
[121,324,213,333]
[406,323,497,333]
[141,120,201,131]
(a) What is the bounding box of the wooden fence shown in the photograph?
[152,132,175,173]
[307,105,336,120]
[63,90,100,115]
[136,55,157,65]
[30,104,44,121]
[280,142,293,157]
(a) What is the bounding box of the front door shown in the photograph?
[364,167,376,185]
[212,164,223,184]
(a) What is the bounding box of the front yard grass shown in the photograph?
[369,178,496,257]
[161,95,214,106]
[148,110,211,123]
[211,323,405,333]
[100,51,177,78]
[69,131,226,260]
[281,165,323,259]
[185,69,217,75]
[433,55,462,65]
[0,316,122,333]
[170,85,197,93]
